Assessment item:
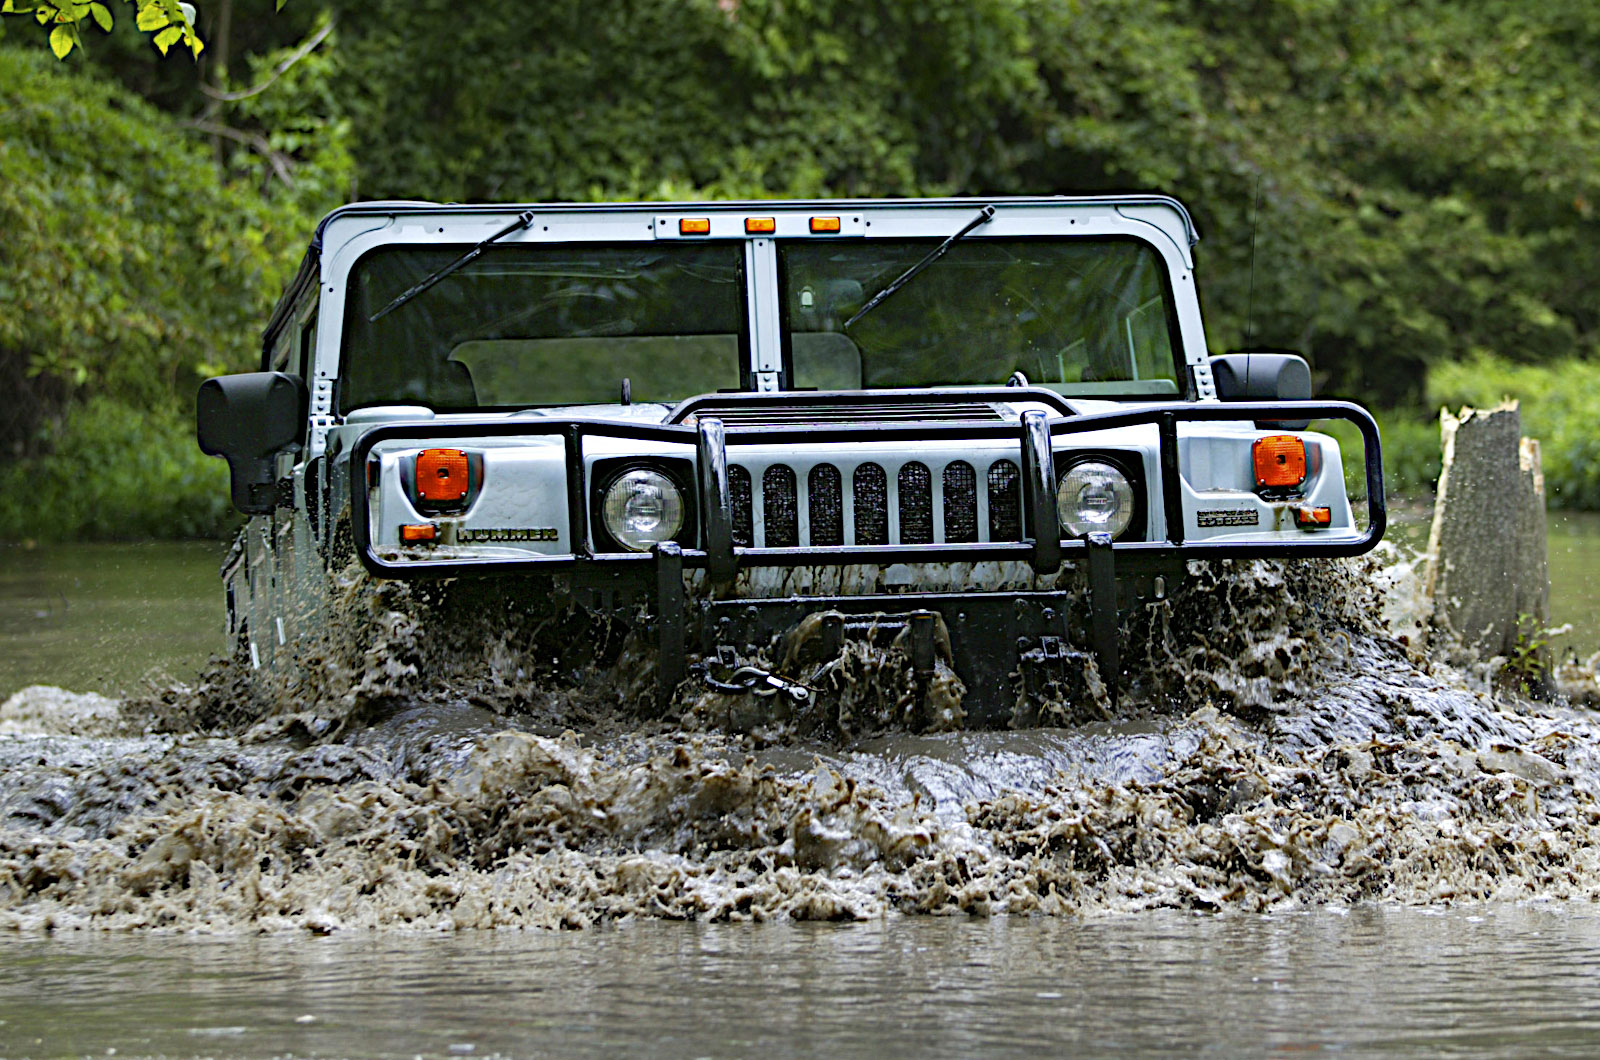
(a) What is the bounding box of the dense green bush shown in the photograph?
[0,47,304,415]
[0,398,235,540]
[0,45,337,540]
[1326,356,1600,509]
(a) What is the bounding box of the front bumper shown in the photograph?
[348,399,1386,720]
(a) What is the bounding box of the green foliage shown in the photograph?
[205,13,353,210]
[1501,611,1552,696]
[1428,355,1600,510]
[327,0,1039,204]
[1,0,201,58]
[1315,412,1441,508]
[0,46,306,406]
[1374,416,1446,504]
[0,397,236,540]
[0,45,338,541]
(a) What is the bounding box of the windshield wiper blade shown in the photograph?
[369,211,537,323]
[842,204,995,331]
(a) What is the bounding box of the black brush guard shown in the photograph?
[351,397,1385,721]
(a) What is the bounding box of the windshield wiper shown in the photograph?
[842,204,995,331]
[369,211,537,322]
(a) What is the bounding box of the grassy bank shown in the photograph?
[1350,355,1600,508]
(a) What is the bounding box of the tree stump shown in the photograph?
[1424,403,1550,675]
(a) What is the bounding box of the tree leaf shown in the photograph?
[48,23,73,58]
[89,2,111,31]
[135,3,167,31]
[152,23,182,53]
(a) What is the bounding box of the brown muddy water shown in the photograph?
[3,528,1600,1056]
[4,906,1600,1058]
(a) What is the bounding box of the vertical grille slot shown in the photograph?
[898,462,933,544]
[762,464,798,547]
[943,461,978,543]
[808,464,843,546]
[729,465,753,547]
[853,463,888,545]
[988,460,1022,542]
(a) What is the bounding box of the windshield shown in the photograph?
[340,242,747,412]
[779,238,1183,396]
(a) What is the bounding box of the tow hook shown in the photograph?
[698,661,811,703]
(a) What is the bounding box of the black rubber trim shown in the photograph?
[668,386,1076,422]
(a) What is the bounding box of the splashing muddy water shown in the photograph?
[4,551,1600,932]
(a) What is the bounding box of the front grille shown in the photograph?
[727,455,1030,549]
[729,465,753,546]
[988,460,1021,541]
[762,464,798,547]
[808,464,843,546]
[898,462,933,544]
[853,463,889,545]
[944,461,978,543]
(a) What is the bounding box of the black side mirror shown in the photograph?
[197,372,308,514]
[1211,352,1312,429]
[1210,352,1312,401]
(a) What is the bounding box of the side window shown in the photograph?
[297,311,318,381]
[288,311,317,450]
[267,332,293,373]
[267,308,317,461]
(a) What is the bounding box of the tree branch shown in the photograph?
[183,118,296,186]
[199,17,334,103]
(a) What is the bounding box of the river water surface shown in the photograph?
[3,525,1600,1058]
[4,905,1600,1058]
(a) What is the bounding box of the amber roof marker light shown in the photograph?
[678,217,711,235]
[809,216,841,233]
[744,217,776,234]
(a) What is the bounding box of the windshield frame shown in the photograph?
[311,201,1207,425]
[774,233,1190,400]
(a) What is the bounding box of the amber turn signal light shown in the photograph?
[400,523,438,543]
[809,216,841,233]
[744,217,776,234]
[679,217,711,235]
[1252,435,1307,490]
[416,448,470,503]
[1294,505,1332,529]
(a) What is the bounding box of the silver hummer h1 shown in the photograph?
[198,196,1384,724]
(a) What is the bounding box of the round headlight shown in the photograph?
[602,469,685,552]
[1057,461,1135,539]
